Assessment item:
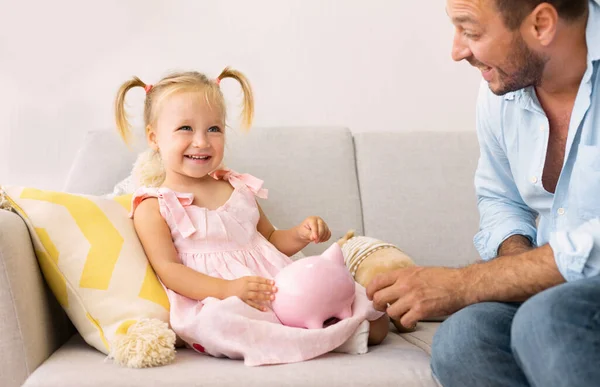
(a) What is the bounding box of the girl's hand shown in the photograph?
[226,276,277,312]
[295,216,331,244]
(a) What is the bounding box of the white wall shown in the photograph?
[1,0,481,190]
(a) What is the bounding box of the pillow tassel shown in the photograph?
[0,188,14,211]
[108,318,177,368]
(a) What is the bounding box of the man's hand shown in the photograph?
[366,266,470,329]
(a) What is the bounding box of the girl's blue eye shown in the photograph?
[178,125,192,131]
[208,126,222,133]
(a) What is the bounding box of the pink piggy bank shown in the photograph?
[271,243,356,329]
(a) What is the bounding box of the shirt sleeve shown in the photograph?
[473,83,538,260]
[549,218,600,281]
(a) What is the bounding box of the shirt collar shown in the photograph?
[587,0,600,62]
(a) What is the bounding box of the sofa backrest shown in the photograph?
[64,127,364,257]
[65,127,482,264]
[64,129,145,196]
[354,131,481,267]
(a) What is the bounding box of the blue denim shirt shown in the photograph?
[473,0,600,281]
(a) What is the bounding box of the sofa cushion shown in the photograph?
[400,322,439,356]
[65,127,364,256]
[354,131,481,267]
[23,333,440,387]
[63,130,146,197]
[0,210,75,387]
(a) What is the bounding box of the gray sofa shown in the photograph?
[1,127,481,386]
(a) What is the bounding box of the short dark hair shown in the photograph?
[494,0,589,29]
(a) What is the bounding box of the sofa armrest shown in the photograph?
[0,210,74,387]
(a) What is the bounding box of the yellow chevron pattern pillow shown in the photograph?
[0,186,175,367]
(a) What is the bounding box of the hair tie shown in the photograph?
[144,84,153,94]
[215,78,221,86]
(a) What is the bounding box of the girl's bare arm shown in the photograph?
[133,198,230,300]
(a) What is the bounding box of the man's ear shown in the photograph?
[522,3,559,47]
[147,126,159,151]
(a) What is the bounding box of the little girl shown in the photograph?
[115,67,388,366]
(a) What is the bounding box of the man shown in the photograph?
[367,0,600,386]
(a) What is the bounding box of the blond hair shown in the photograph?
[114,67,254,187]
[115,67,254,144]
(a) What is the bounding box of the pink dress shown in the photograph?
[131,169,383,366]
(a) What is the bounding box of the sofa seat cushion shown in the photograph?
[400,322,440,356]
[24,333,439,387]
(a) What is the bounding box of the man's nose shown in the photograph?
[451,31,471,62]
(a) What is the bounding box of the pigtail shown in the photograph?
[115,76,147,145]
[216,67,255,131]
[114,76,165,187]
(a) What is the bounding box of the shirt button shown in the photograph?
[540,125,546,131]
[557,208,566,215]
[530,176,538,184]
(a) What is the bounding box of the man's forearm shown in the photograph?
[462,244,565,304]
[498,234,533,256]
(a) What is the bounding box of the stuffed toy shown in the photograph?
[337,230,418,332]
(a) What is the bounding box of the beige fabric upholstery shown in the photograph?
[23,333,439,387]
[400,322,440,356]
[0,210,74,387]
[354,131,481,267]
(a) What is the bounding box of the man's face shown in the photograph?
[447,0,548,95]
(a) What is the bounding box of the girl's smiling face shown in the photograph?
[149,90,226,185]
